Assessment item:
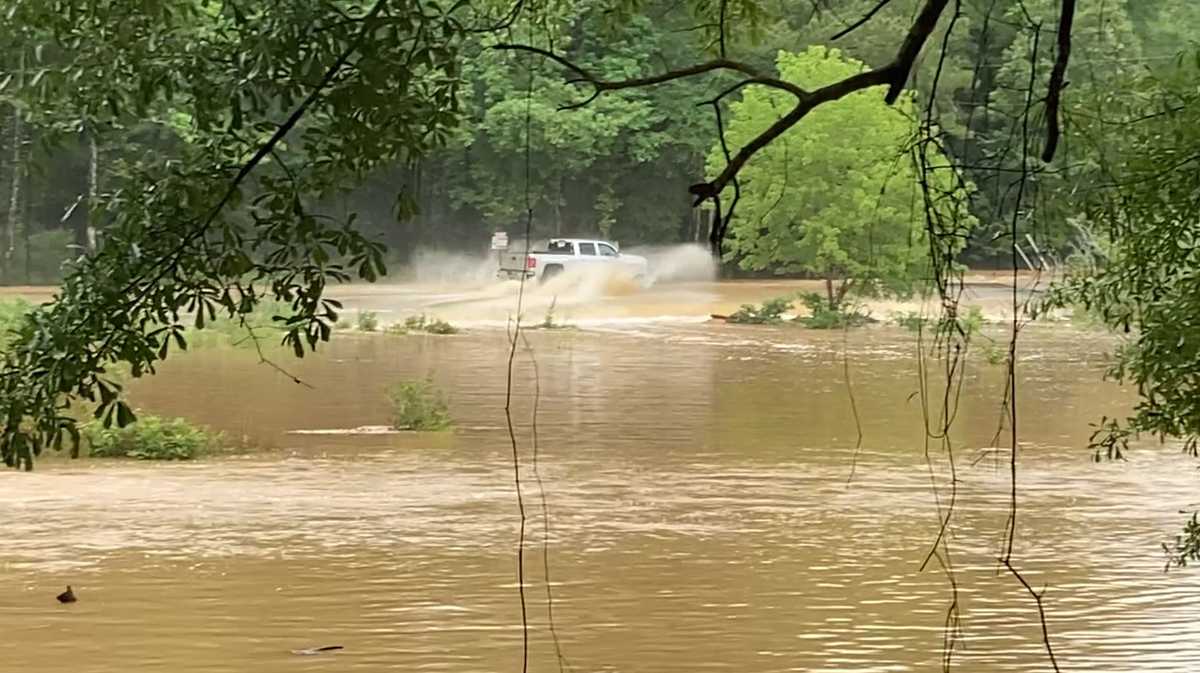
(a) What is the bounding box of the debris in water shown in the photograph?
[287,425,399,436]
[56,586,77,603]
[291,646,344,656]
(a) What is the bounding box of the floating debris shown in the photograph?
[56,586,77,604]
[290,646,344,656]
[287,426,399,436]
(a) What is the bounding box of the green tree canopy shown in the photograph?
[712,46,974,307]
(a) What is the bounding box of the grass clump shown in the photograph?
[85,415,222,460]
[794,293,873,329]
[387,380,453,431]
[727,296,793,324]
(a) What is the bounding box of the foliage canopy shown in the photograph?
[714,47,974,308]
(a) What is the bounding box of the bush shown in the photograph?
[387,380,452,431]
[357,310,379,332]
[398,314,459,335]
[894,311,929,332]
[955,305,985,336]
[727,296,793,324]
[795,292,873,329]
[85,415,222,460]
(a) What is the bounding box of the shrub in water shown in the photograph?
[401,314,458,335]
[357,310,380,332]
[727,296,793,324]
[423,318,458,335]
[387,380,453,431]
[894,311,929,332]
[795,292,873,329]
[85,416,222,460]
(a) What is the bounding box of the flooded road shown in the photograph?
[2,278,1198,673]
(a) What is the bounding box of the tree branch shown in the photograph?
[499,0,951,215]
[1041,0,1075,162]
[493,43,807,109]
[691,67,894,204]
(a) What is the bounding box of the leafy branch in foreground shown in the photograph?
[0,0,467,469]
[1042,53,1200,567]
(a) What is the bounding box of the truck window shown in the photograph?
[548,240,573,254]
[598,243,618,257]
[579,242,597,256]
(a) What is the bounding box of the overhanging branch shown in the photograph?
[497,0,951,209]
[493,43,806,110]
[1042,0,1075,162]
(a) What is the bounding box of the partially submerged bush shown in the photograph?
[357,310,380,332]
[386,315,459,335]
[894,311,929,332]
[387,380,452,431]
[404,314,458,335]
[896,305,1005,365]
[727,296,793,324]
[85,416,222,460]
[795,293,873,329]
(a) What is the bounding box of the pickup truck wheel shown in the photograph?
[541,265,563,283]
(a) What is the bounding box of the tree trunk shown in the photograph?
[835,279,853,307]
[79,123,99,253]
[22,165,31,284]
[824,277,835,310]
[6,99,24,284]
[554,175,565,235]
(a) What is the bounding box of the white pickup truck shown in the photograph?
[497,238,649,284]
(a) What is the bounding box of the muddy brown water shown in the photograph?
[2,280,1199,672]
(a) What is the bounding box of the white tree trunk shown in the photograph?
[6,97,23,276]
[82,124,99,253]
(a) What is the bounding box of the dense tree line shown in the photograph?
[1,0,1195,283]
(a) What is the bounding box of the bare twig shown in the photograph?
[718,0,728,58]
[235,318,315,389]
[843,329,865,485]
[1004,558,1062,671]
[997,19,1061,673]
[831,0,897,40]
[1042,0,1076,162]
[492,44,805,110]
[502,41,536,673]
[520,331,571,673]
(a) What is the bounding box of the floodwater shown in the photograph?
[3,271,1199,673]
